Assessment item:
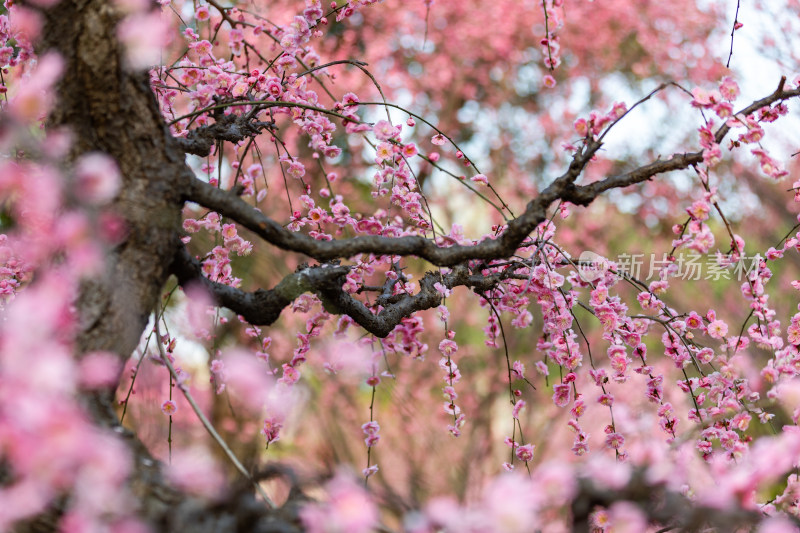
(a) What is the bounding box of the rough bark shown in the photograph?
[42,0,186,363]
[20,2,299,530]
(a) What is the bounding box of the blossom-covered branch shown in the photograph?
[172,245,527,336]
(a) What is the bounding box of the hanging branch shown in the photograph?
[153,317,276,509]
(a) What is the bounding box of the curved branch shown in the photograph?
[182,84,800,273]
[170,245,350,325]
[169,100,357,127]
[561,151,703,206]
[184,177,547,266]
[171,246,525,337]
[561,82,800,207]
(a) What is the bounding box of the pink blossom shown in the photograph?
[210,359,224,375]
[605,432,625,449]
[752,148,788,179]
[515,444,535,462]
[74,153,121,205]
[117,10,172,70]
[362,465,379,478]
[166,446,225,500]
[279,363,301,385]
[183,218,201,233]
[10,52,64,123]
[470,173,489,185]
[707,319,728,339]
[765,247,783,260]
[78,351,122,389]
[374,142,393,162]
[231,81,249,97]
[511,360,525,379]
[511,400,526,419]
[691,86,721,108]
[195,5,210,21]
[685,311,703,328]
[590,508,610,529]
[703,144,722,167]
[714,101,733,118]
[265,78,283,99]
[572,437,590,456]
[687,200,710,220]
[300,472,379,533]
[609,101,627,119]
[287,160,306,179]
[597,393,614,407]
[433,282,452,297]
[574,117,589,137]
[190,40,213,56]
[161,400,177,416]
[552,383,571,407]
[262,417,283,443]
[719,76,740,101]
[402,143,418,157]
[732,412,751,431]
[741,125,765,143]
[372,120,396,141]
[697,347,715,364]
[438,339,458,356]
[362,421,380,447]
[535,361,549,376]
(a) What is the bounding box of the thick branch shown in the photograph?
[171,245,349,325]
[560,83,800,207]
[175,113,274,156]
[712,81,799,145]
[183,84,800,269]
[561,151,703,206]
[172,247,522,337]
[185,177,548,266]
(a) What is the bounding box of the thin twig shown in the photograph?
[154,318,276,509]
[726,0,741,68]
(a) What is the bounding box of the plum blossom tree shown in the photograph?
[2,0,800,531]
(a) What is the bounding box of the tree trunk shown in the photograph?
[18,2,299,530]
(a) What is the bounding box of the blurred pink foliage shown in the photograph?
[2,0,800,531]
